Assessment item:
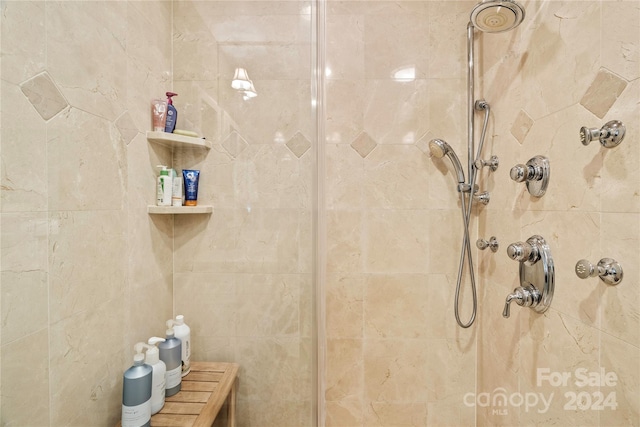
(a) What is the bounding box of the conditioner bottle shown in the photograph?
[173,315,191,376]
[143,338,167,415]
[122,343,152,427]
[158,320,182,397]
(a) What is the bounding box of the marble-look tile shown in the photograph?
[1,81,48,212]
[327,14,365,80]
[326,210,363,273]
[510,109,534,144]
[20,72,68,121]
[426,1,473,80]
[49,210,127,323]
[363,209,429,274]
[325,143,364,210]
[0,1,46,85]
[350,131,377,158]
[1,213,48,345]
[326,338,363,401]
[426,209,464,277]
[46,1,128,121]
[602,1,640,82]
[326,398,364,427]
[599,333,640,427]
[580,68,628,119]
[174,208,303,274]
[601,78,640,214]
[363,79,431,145]
[363,144,430,209]
[221,131,249,158]
[286,132,311,158]
[173,1,219,82]
[115,111,138,146]
[326,273,364,339]
[518,310,599,426]
[364,274,429,339]
[49,297,126,427]
[363,338,429,402]
[363,401,428,427]
[47,108,127,211]
[326,79,366,145]
[0,329,49,426]
[600,213,640,347]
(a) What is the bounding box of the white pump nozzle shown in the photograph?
[166,319,175,337]
[144,337,166,365]
[133,342,146,365]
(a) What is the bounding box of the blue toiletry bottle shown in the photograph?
[164,92,178,133]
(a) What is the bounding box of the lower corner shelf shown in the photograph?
[148,205,213,215]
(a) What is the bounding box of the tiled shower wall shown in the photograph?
[323,1,639,426]
[1,1,175,425]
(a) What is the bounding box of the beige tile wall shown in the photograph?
[0,1,174,425]
[1,0,638,426]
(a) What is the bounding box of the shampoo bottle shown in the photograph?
[164,92,178,133]
[122,343,152,427]
[143,338,167,415]
[173,315,191,376]
[156,165,172,206]
[158,320,182,397]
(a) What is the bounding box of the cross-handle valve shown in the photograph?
[477,236,499,252]
[474,155,499,172]
[575,258,623,286]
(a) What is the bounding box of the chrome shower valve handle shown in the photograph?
[477,236,499,252]
[503,235,554,319]
[474,155,499,172]
[510,155,550,197]
[580,120,625,148]
[575,258,623,285]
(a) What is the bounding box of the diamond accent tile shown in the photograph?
[286,132,311,158]
[415,132,435,155]
[221,131,248,158]
[350,131,377,158]
[115,112,138,145]
[510,110,534,144]
[580,68,628,119]
[20,71,68,121]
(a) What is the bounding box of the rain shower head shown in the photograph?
[429,139,466,184]
[470,0,525,33]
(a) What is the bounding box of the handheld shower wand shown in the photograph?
[428,139,466,184]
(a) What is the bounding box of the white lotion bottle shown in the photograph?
[173,315,191,376]
[143,338,167,415]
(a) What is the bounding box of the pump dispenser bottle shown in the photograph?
[158,320,182,397]
[142,338,167,415]
[122,343,152,427]
[173,315,191,376]
[164,92,178,133]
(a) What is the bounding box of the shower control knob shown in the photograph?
[474,155,499,172]
[477,236,499,252]
[575,258,623,285]
[510,156,550,197]
[509,163,543,183]
[507,241,539,263]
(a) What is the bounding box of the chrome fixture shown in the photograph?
[575,258,623,286]
[429,139,466,185]
[510,155,550,197]
[474,155,499,172]
[580,120,625,148]
[474,191,490,205]
[429,0,525,329]
[477,236,499,252]
[503,235,554,318]
[470,0,526,33]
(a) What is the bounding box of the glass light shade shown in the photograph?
[231,67,251,90]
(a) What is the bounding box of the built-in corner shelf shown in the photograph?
[146,131,211,150]
[148,205,213,215]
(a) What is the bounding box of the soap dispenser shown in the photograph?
[173,315,191,376]
[158,320,182,397]
[143,338,167,415]
[122,343,152,427]
[164,92,178,133]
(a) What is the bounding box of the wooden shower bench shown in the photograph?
[118,361,239,427]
